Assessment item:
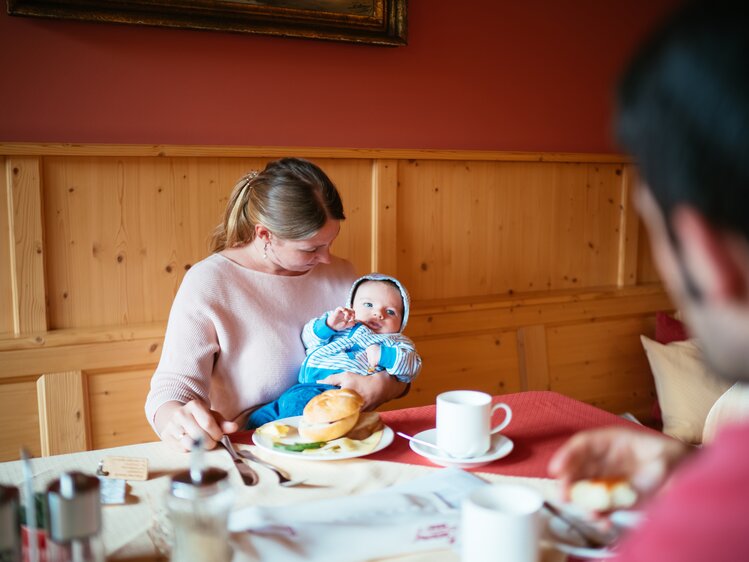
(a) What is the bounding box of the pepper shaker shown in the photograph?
[46,472,104,562]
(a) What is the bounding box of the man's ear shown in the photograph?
[672,206,747,301]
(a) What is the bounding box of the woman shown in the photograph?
[145,158,407,451]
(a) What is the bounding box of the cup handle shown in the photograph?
[489,403,512,434]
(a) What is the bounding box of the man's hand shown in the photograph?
[316,371,405,410]
[154,399,239,452]
[548,426,691,502]
[326,307,357,331]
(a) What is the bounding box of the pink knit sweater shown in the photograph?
[145,253,357,429]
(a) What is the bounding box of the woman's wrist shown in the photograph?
[153,400,185,437]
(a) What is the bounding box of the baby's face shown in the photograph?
[351,281,403,334]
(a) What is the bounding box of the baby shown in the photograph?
[247,273,422,428]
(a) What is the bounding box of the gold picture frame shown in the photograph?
[6,0,408,46]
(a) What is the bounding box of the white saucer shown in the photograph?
[407,429,513,469]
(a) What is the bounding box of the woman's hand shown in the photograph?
[548,426,692,502]
[316,371,406,410]
[326,307,357,331]
[154,400,239,452]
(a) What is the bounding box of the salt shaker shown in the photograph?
[0,484,20,562]
[167,466,233,562]
[46,472,104,562]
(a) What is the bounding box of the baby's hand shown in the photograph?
[326,307,357,331]
[366,344,381,373]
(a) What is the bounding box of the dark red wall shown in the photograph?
[0,1,680,152]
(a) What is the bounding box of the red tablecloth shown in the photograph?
[234,391,659,479]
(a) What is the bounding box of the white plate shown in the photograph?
[252,415,394,461]
[406,428,513,468]
[545,514,617,559]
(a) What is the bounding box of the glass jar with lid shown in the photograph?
[167,467,233,562]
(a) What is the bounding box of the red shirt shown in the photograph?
[611,420,749,562]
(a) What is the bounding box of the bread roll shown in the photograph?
[570,477,638,512]
[298,389,364,442]
[345,411,384,441]
[302,388,364,424]
[299,412,360,442]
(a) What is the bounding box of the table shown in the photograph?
[0,391,654,561]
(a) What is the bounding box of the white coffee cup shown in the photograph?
[436,390,512,458]
[461,484,543,562]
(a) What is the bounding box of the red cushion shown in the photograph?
[650,312,690,425]
[655,311,689,344]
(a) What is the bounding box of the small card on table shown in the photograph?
[99,456,149,481]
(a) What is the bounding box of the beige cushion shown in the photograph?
[702,383,749,443]
[641,336,732,444]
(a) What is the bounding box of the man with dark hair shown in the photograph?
[549,1,749,559]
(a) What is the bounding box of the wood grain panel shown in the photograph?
[37,370,89,455]
[617,164,640,286]
[0,158,13,336]
[637,220,660,284]
[6,157,46,334]
[0,338,164,379]
[517,325,550,391]
[371,159,398,276]
[0,379,41,462]
[547,316,657,421]
[41,157,373,329]
[391,331,521,410]
[311,158,373,277]
[397,160,625,301]
[408,285,671,339]
[42,156,264,329]
[87,367,157,449]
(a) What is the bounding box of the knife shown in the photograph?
[220,435,259,486]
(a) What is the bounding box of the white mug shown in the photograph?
[436,390,512,458]
[461,484,543,562]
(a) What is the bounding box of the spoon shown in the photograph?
[396,432,453,457]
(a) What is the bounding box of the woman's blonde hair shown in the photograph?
[210,158,345,253]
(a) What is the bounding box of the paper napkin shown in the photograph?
[228,467,489,562]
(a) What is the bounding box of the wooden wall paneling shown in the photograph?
[0,145,668,455]
[396,161,625,302]
[617,164,641,286]
[6,157,47,335]
[517,325,550,391]
[408,285,671,339]
[371,159,398,276]
[87,367,158,450]
[0,337,164,378]
[0,158,14,336]
[315,158,374,276]
[577,163,625,287]
[37,370,90,456]
[0,378,42,461]
[42,157,267,329]
[393,330,521,410]
[546,315,657,420]
[637,219,660,284]
[546,163,623,291]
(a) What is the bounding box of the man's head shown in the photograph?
[347,274,411,334]
[616,0,749,379]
